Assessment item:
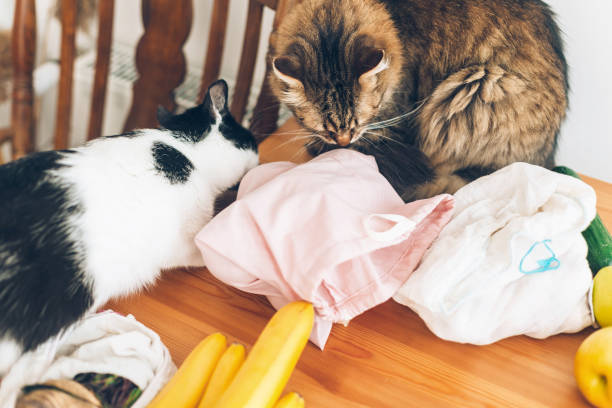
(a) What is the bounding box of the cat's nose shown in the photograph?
[334,129,354,146]
[336,133,350,146]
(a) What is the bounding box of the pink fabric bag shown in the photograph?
[195,149,454,348]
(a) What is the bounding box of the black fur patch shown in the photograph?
[213,184,239,216]
[0,151,93,352]
[156,80,257,153]
[160,104,257,152]
[219,115,258,151]
[103,130,141,139]
[454,165,496,182]
[152,142,194,184]
[158,104,214,143]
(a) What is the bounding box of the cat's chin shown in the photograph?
[305,134,375,156]
[305,138,344,156]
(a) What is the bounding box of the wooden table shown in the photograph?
[108,119,612,407]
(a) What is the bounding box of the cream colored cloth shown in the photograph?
[394,162,597,345]
[0,310,176,408]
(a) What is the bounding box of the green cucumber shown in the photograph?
[553,165,612,275]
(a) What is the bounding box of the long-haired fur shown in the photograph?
[269,0,568,200]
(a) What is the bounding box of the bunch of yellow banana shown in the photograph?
[147,301,314,408]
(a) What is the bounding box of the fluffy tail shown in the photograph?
[417,64,561,169]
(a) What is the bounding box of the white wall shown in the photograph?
[546,0,612,182]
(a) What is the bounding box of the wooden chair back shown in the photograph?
[6,0,297,162]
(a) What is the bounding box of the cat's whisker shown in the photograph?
[271,129,313,136]
[362,131,405,147]
[363,135,405,150]
[288,144,313,161]
[363,108,423,130]
[305,138,327,156]
[267,135,314,145]
[363,98,429,131]
[363,117,412,131]
[265,133,312,140]
[275,134,315,144]
[363,118,411,130]
[265,133,317,153]
[249,129,312,141]
[357,136,389,155]
[370,133,404,144]
[357,135,379,148]
[279,133,317,144]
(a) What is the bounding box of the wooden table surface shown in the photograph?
[108,119,611,407]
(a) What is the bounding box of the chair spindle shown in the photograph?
[87,0,115,141]
[54,0,77,150]
[11,0,36,159]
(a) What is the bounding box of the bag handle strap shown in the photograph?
[363,213,417,242]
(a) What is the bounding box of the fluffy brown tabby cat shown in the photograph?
[268,0,568,200]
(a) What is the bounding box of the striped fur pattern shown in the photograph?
[269,0,568,200]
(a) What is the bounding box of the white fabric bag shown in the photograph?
[0,310,176,408]
[393,162,597,345]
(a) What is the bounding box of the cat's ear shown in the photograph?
[204,79,229,117]
[157,105,172,128]
[356,48,388,79]
[272,56,303,87]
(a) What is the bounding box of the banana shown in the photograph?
[212,301,314,408]
[273,392,305,408]
[148,332,227,408]
[198,342,246,407]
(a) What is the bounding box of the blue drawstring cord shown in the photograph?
[519,239,561,274]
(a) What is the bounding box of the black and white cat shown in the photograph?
[0,80,258,374]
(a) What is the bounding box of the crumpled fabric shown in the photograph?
[196,149,454,348]
[0,310,176,408]
[393,162,597,345]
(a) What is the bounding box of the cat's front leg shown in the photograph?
[406,164,498,200]
[405,173,468,201]
[213,185,239,215]
[348,137,434,202]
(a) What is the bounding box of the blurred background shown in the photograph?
[0,0,610,182]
